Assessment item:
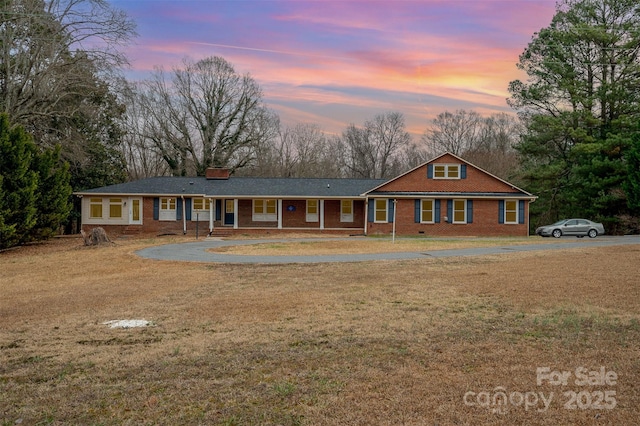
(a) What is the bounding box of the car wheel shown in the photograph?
[552,229,562,238]
[588,229,597,238]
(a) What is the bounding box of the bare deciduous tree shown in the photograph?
[273,123,335,177]
[241,123,343,177]
[421,109,522,179]
[135,56,279,176]
[464,112,522,178]
[339,123,374,178]
[339,111,412,179]
[421,109,482,157]
[118,83,170,179]
[1,0,136,137]
[1,0,136,191]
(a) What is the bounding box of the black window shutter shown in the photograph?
[447,200,452,223]
[467,200,473,223]
[518,200,525,224]
[461,164,467,179]
[435,199,441,223]
[367,200,374,222]
[414,200,420,223]
[427,164,433,179]
[498,200,505,224]
[153,198,159,220]
[388,199,394,223]
[176,198,183,220]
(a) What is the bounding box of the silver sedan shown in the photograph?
[535,219,605,238]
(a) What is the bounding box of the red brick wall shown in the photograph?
[81,184,530,237]
[377,153,521,194]
[366,198,530,237]
[323,200,366,229]
[281,200,317,228]
[236,199,366,229]
[81,197,213,237]
[237,199,277,228]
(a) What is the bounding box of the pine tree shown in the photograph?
[624,130,640,214]
[508,0,640,233]
[29,145,73,240]
[0,114,72,249]
[0,115,38,249]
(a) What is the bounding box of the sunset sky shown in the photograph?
[110,0,558,136]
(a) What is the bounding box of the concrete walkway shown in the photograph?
[135,235,640,264]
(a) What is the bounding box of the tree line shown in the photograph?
[2,0,640,249]
[120,56,520,181]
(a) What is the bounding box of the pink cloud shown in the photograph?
[117,0,558,136]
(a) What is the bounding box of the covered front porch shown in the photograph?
[198,197,367,235]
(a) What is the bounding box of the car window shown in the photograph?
[578,220,589,225]
[565,220,577,226]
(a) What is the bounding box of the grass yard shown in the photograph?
[208,235,567,256]
[1,236,639,425]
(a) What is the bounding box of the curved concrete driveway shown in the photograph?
[135,235,640,264]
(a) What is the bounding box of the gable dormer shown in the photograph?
[364,152,533,195]
[427,163,466,180]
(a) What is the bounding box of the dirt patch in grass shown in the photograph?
[1,237,639,425]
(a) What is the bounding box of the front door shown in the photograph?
[224,199,235,226]
[563,219,579,235]
[129,197,142,225]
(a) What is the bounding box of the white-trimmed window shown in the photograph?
[421,199,435,223]
[434,164,460,179]
[159,197,176,221]
[452,199,466,224]
[191,198,210,221]
[306,200,318,222]
[109,198,123,219]
[504,200,518,224]
[89,198,103,219]
[253,199,277,222]
[341,200,353,223]
[374,198,388,223]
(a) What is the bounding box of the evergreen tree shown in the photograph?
[624,130,640,214]
[0,115,38,249]
[1,0,134,193]
[0,114,72,248]
[508,0,640,232]
[29,145,73,240]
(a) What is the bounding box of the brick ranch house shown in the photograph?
[75,152,536,237]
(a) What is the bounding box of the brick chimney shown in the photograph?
[205,167,230,180]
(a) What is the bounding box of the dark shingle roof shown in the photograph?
[76,176,387,198]
[77,177,209,196]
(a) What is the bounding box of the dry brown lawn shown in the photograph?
[209,236,566,255]
[1,235,639,425]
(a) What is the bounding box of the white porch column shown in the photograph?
[209,198,214,234]
[233,199,238,229]
[277,199,283,229]
[364,197,369,235]
[319,200,325,230]
[181,195,187,235]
